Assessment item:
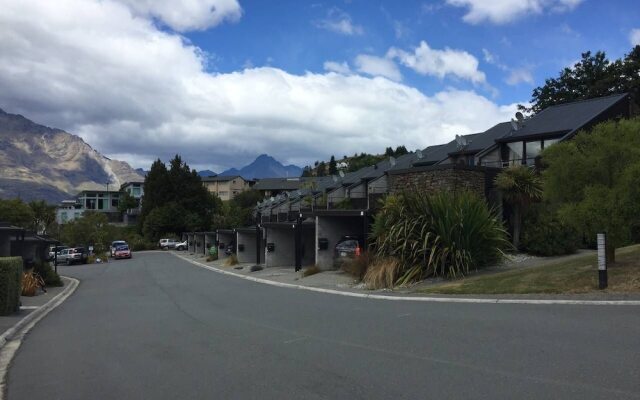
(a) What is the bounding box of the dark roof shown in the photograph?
[202,175,243,182]
[0,222,25,234]
[498,93,628,141]
[449,122,512,155]
[252,177,311,191]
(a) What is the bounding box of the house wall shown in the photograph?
[217,232,236,262]
[204,233,215,255]
[265,226,295,267]
[316,216,364,270]
[301,226,315,267]
[236,230,265,264]
[187,234,195,253]
[348,182,366,199]
[389,167,486,198]
[0,233,10,257]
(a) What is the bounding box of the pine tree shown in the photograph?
[328,155,337,175]
[317,161,327,177]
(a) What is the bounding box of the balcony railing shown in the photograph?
[481,158,537,168]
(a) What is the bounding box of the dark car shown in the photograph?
[333,236,364,267]
[58,247,88,265]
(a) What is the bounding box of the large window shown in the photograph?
[506,142,523,164]
[525,141,542,165]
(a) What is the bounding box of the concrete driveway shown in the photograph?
[6,252,640,399]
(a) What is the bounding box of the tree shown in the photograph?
[140,155,220,240]
[328,155,337,175]
[28,200,56,234]
[60,211,114,253]
[543,118,640,262]
[317,161,327,177]
[494,166,542,249]
[385,147,394,156]
[394,145,408,156]
[117,191,138,214]
[0,198,35,229]
[521,45,640,114]
[301,166,313,177]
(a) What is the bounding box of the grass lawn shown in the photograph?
[418,244,640,295]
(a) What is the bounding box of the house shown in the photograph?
[56,189,122,224]
[202,175,252,201]
[56,199,84,224]
[188,93,637,272]
[252,177,313,198]
[120,181,144,225]
[0,222,57,264]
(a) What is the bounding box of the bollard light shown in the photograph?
[597,233,607,290]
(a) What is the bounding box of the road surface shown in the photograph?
[7,252,640,399]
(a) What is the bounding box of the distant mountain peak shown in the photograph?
[219,154,302,180]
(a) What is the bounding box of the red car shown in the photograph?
[114,245,132,259]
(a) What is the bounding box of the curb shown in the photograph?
[0,277,79,350]
[0,276,79,400]
[171,253,640,306]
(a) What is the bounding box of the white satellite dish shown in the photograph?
[515,111,524,122]
[339,170,345,178]
[416,149,423,159]
[455,135,468,148]
[389,156,396,166]
[510,119,519,131]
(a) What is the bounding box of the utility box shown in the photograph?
[318,238,329,250]
[266,243,275,252]
[238,244,245,252]
[218,242,225,249]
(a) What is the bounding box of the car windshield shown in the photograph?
[117,245,129,251]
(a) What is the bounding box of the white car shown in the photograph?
[158,238,177,249]
[175,241,188,251]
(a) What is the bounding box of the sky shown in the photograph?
[0,0,639,172]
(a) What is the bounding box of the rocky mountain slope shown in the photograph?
[0,108,144,203]
[219,154,302,179]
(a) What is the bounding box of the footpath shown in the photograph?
[172,251,640,305]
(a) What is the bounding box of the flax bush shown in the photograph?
[370,190,508,286]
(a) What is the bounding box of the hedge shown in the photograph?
[0,257,22,316]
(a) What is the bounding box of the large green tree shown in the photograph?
[521,45,640,114]
[28,200,56,234]
[543,118,640,262]
[0,198,35,229]
[328,155,337,175]
[140,155,219,240]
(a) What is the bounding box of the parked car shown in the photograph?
[114,244,132,259]
[58,247,88,265]
[175,240,188,251]
[48,245,68,261]
[333,236,364,268]
[158,238,177,249]
[110,241,127,257]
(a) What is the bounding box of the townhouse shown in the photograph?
[184,93,636,271]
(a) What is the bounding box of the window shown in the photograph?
[525,141,542,165]
[506,141,523,164]
[544,138,560,148]
[98,199,104,210]
[111,198,119,207]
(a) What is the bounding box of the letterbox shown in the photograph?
[266,243,275,252]
[318,238,329,250]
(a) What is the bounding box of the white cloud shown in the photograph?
[323,61,352,75]
[0,0,518,170]
[354,55,402,81]
[113,0,242,31]
[388,41,486,84]
[506,68,534,85]
[446,0,583,24]
[630,29,640,46]
[314,7,363,35]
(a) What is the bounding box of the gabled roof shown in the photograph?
[448,122,512,155]
[252,177,310,191]
[498,93,628,141]
[202,175,243,182]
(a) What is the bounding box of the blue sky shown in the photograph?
[191,0,639,105]
[1,0,639,171]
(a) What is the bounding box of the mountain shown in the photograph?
[197,169,217,177]
[219,154,302,179]
[0,108,144,203]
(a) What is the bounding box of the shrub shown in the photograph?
[34,261,63,287]
[206,254,218,262]
[0,257,22,315]
[223,254,238,266]
[521,204,581,256]
[341,252,370,280]
[362,257,401,289]
[302,265,321,277]
[371,190,508,285]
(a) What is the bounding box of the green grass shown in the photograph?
[418,245,640,295]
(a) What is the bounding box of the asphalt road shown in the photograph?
[7,252,640,399]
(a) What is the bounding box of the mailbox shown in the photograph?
[266,243,275,252]
[318,238,329,250]
[218,242,225,249]
[238,244,245,252]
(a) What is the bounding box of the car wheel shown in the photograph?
[66,259,71,266]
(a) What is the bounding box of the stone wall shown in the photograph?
[389,166,487,198]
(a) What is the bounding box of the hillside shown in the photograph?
[0,108,144,203]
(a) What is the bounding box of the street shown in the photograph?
[6,252,640,399]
